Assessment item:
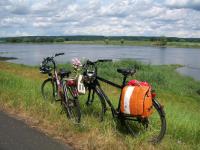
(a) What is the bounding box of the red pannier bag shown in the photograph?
[120,80,153,118]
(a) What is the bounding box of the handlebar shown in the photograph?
[84,59,136,77]
[55,53,64,57]
[97,59,112,63]
[85,59,112,65]
[41,52,65,70]
[81,59,112,77]
[43,52,65,63]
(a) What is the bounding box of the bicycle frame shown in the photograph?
[45,57,70,100]
[87,74,128,117]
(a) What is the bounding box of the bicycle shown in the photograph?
[39,53,81,123]
[79,59,166,143]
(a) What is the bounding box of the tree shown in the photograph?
[120,39,124,45]
[160,36,167,46]
[22,38,31,43]
[154,36,167,46]
[54,38,65,42]
[104,38,109,44]
[35,37,42,43]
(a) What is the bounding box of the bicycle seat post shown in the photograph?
[122,75,127,87]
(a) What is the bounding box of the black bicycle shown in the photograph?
[39,53,81,123]
[80,59,166,143]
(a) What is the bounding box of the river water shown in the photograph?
[0,44,199,81]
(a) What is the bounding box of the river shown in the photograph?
[0,44,199,81]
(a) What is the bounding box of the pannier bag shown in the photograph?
[120,80,153,118]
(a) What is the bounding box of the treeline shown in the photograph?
[0,35,200,43]
[0,36,105,43]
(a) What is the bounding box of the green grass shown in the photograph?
[2,40,200,48]
[0,61,200,149]
[167,41,200,48]
[63,40,153,46]
[63,40,200,48]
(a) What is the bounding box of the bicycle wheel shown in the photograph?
[62,84,81,123]
[41,78,58,102]
[91,86,107,121]
[122,99,166,144]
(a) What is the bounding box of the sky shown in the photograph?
[0,0,200,38]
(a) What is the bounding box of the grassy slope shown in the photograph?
[0,61,200,150]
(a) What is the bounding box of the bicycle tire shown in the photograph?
[122,99,166,144]
[41,78,58,102]
[92,85,107,121]
[62,83,81,123]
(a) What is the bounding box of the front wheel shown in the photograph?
[88,86,107,122]
[62,84,81,123]
[41,78,58,102]
[122,99,166,144]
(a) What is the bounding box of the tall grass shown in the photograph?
[0,61,200,149]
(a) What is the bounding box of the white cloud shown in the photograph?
[165,0,200,10]
[139,6,166,18]
[0,0,200,37]
[33,22,52,28]
[4,0,30,15]
[0,17,26,27]
[0,30,31,37]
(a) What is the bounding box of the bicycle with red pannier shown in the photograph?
[79,59,166,143]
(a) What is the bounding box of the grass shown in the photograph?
[63,40,200,48]
[0,60,200,149]
[63,40,153,47]
[2,40,200,48]
[167,41,200,48]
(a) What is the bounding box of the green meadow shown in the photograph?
[0,60,199,150]
[63,40,200,48]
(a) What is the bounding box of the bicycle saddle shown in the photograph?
[58,69,71,78]
[117,68,136,76]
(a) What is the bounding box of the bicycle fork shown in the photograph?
[86,88,95,106]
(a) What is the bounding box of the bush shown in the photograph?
[54,38,65,42]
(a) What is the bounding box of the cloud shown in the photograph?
[0,30,32,37]
[3,0,30,15]
[31,0,74,15]
[99,1,133,17]
[0,0,10,6]
[0,17,27,28]
[165,0,200,11]
[0,0,200,37]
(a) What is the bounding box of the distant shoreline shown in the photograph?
[63,40,200,49]
[1,40,200,49]
[0,56,17,61]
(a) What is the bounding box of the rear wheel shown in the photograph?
[62,84,81,123]
[122,99,166,144]
[41,78,58,102]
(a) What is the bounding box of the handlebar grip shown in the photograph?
[55,53,65,57]
[98,59,112,62]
